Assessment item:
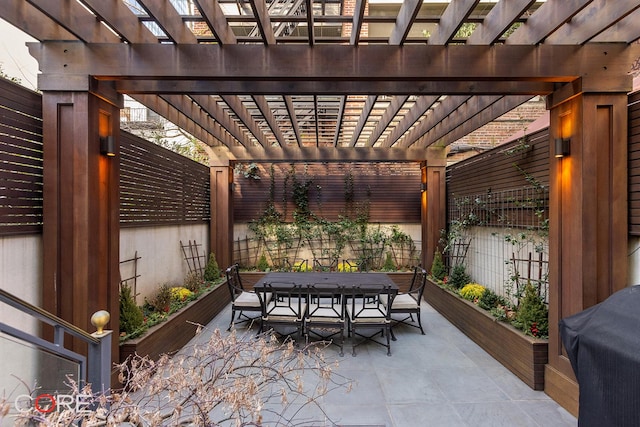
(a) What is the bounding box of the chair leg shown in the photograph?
[227,308,236,331]
[417,312,425,335]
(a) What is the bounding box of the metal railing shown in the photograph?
[0,288,112,394]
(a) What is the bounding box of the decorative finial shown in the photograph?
[91,310,110,335]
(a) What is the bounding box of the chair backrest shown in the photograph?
[260,282,305,318]
[408,266,427,301]
[225,263,244,301]
[349,285,394,321]
[306,283,344,319]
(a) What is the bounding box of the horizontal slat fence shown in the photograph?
[628,90,640,235]
[233,162,421,223]
[447,128,550,198]
[119,132,210,226]
[0,79,43,235]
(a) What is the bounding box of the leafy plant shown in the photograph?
[119,283,144,336]
[257,253,270,271]
[203,252,221,282]
[381,252,396,271]
[448,264,471,290]
[513,282,549,338]
[430,251,447,281]
[170,286,194,302]
[477,288,506,311]
[459,283,486,302]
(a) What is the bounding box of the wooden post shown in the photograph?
[210,163,234,270]
[422,145,448,270]
[545,77,631,416]
[41,86,122,366]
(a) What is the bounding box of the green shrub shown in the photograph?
[119,283,144,335]
[382,252,396,271]
[430,251,447,281]
[477,288,505,311]
[513,282,548,338]
[449,264,471,289]
[257,253,270,271]
[203,252,221,282]
[459,283,486,301]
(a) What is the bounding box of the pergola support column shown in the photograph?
[210,164,233,270]
[545,79,631,416]
[422,145,448,270]
[41,87,122,365]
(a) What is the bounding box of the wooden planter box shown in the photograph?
[424,278,548,390]
[119,282,231,363]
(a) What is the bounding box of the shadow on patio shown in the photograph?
[185,300,577,427]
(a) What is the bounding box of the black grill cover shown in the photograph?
[559,285,640,427]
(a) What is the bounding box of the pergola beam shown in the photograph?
[214,145,432,162]
[428,0,480,45]
[111,79,558,96]
[193,0,237,45]
[30,43,638,83]
[388,0,423,46]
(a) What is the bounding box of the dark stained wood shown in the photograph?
[428,0,480,45]
[233,162,421,223]
[447,127,550,196]
[547,90,629,416]
[119,132,210,227]
[629,91,640,235]
[29,43,639,84]
[119,283,230,364]
[468,0,536,45]
[506,0,594,44]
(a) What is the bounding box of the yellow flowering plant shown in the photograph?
[459,283,486,302]
[170,286,194,302]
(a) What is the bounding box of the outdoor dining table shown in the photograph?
[253,271,399,294]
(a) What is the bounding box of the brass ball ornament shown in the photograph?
[91,310,111,334]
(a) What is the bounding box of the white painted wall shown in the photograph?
[233,222,423,268]
[119,224,209,303]
[0,235,41,408]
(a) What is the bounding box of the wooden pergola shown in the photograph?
[2,0,639,414]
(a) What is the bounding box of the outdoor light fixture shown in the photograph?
[100,135,115,157]
[554,137,570,158]
[421,182,427,192]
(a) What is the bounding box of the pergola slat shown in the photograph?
[545,0,640,45]
[193,0,237,45]
[507,0,593,45]
[388,0,422,46]
[81,0,158,44]
[137,0,197,44]
[468,0,536,45]
[26,0,120,43]
[428,0,480,45]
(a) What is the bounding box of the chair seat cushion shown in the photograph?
[234,291,264,308]
[306,304,343,322]
[265,302,307,320]
[346,304,389,323]
[384,293,419,310]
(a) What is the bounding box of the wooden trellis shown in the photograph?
[180,240,206,278]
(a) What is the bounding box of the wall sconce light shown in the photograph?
[100,136,115,157]
[554,137,570,158]
[421,183,427,192]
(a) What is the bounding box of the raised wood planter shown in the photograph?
[119,282,231,363]
[424,278,548,390]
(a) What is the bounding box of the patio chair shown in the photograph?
[226,264,266,331]
[346,285,395,356]
[258,282,306,339]
[304,283,345,356]
[381,266,427,340]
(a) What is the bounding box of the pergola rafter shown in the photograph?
[8,0,640,160]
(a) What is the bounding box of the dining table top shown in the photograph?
[254,271,399,292]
